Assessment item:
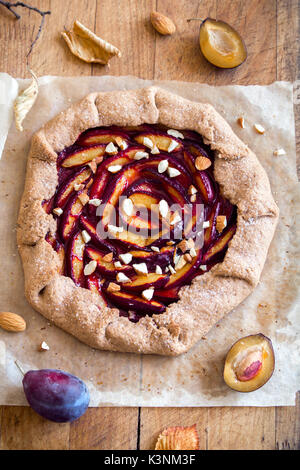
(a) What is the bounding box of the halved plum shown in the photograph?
[223,334,275,392]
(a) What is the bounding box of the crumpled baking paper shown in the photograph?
[0,75,299,406]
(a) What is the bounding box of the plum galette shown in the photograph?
[17,87,279,355]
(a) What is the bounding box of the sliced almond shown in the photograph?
[168,264,176,275]
[159,199,169,218]
[195,156,211,171]
[39,341,50,352]
[78,193,89,206]
[108,164,122,173]
[184,253,193,263]
[107,282,121,293]
[166,240,175,246]
[203,220,210,229]
[167,129,184,139]
[105,142,118,154]
[103,252,114,262]
[237,117,245,128]
[142,288,154,301]
[82,230,91,244]
[216,215,227,233]
[188,185,197,195]
[115,136,128,150]
[151,146,160,155]
[167,140,179,153]
[119,253,132,265]
[84,260,97,276]
[133,263,148,275]
[133,151,149,160]
[158,159,169,174]
[155,265,162,275]
[89,198,102,207]
[190,194,197,203]
[151,246,160,253]
[167,167,181,178]
[254,123,265,134]
[53,207,63,216]
[108,224,124,233]
[122,198,134,217]
[273,148,286,156]
[200,265,207,271]
[143,137,154,149]
[88,160,97,173]
[114,261,122,268]
[116,272,131,283]
[176,255,187,270]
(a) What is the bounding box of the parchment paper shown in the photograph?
[0,74,299,406]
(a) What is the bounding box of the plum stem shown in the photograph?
[15,360,25,376]
[0,1,51,67]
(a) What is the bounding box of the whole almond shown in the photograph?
[150,11,176,35]
[0,312,26,332]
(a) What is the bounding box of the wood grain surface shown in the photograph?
[0,0,299,450]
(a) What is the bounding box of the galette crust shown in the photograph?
[17,87,279,356]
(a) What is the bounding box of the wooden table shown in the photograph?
[0,0,299,450]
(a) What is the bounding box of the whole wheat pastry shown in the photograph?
[17,87,279,356]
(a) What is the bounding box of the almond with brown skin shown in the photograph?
[150,11,176,35]
[0,312,26,332]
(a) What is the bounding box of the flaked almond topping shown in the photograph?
[89,198,102,207]
[170,212,181,225]
[188,185,197,195]
[167,140,179,153]
[39,341,50,352]
[133,262,148,275]
[103,252,114,262]
[78,193,90,206]
[254,123,265,134]
[108,164,122,173]
[151,246,160,253]
[53,207,63,216]
[82,230,91,244]
[190,194,197,203]
[176,256,187,270]
[122,198,134,217]
[84,260,97,276]
[168,264,176,274]
[119,253,132,265]
[237,116,245,128]
[195,156,211,171]
[151,145,160,155]
[107,282,121,293]
[116,272,131,283]
[134,151,149,160]
[165,266,170,273]
[203,220,210,229]
[158,159,169,174]
[167,129,184,139]
[216,215,227,233]
[115,136,128,150]
[168,167,181,178]
[159,199,169,218]
[190,247,197,258]
[184,253,193,263]
[155,265,162,274]
[142,288,154,301]
[200,264,207,271]
[74,183,85,191]
[105,142,118,154]
[114,261,122,268]
[108,224,124,233]
[273,148,286,156]
[166,240,175,246]
[88,160,97,173]
[143,137,154,149]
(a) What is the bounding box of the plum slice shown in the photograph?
[223,334,275,392]
[122,273,169,293]
[135,132,183,153]
[77,128,129,147]
[55,167,92,208]
[104,289,165,315]
[61,145,106,168]
[67,231,85,286]
[86,246,133,278]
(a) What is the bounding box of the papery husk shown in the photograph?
[62,20,121,65]
[14,70,38,132]
[155,424,200,450]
